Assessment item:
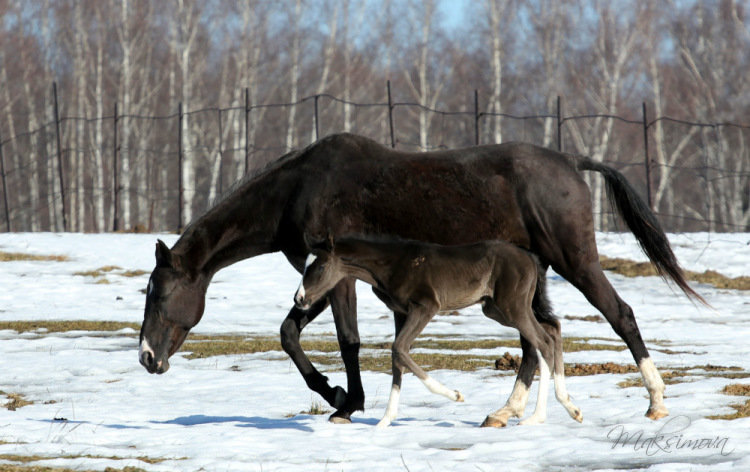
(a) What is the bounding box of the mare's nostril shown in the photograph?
[140,350,154,368]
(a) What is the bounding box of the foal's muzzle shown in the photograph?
[294,291,311,311]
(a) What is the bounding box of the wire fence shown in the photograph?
[1,81,748,234]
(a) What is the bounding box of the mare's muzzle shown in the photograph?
[139,340,170,374]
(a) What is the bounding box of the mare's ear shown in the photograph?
[155,239,174,268]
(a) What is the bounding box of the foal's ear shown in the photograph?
[325,232,334,252]
[155,239,174,268]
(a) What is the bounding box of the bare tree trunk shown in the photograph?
[286,0,303,150]
[485,0,514,144]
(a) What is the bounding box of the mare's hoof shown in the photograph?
[645,406,669,421]
[455,391,465,402]
[328,410,353,424]
[572,409,583,423]
[480,415,507,428]
[332,386,347,409]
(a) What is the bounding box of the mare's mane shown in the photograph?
[181,145,310,234]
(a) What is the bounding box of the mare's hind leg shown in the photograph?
[560,259,668,420]
[280,296,347,411]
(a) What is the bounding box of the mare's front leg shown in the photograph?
[280,296,347,410]
[328,278,366,424]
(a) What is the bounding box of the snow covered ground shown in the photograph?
[0,232,748,472]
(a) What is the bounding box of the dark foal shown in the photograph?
[294,236,583,427]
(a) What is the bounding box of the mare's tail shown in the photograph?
[573,156,707,305]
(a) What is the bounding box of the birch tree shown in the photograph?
[566,0,643,230]
[400,0,448,150]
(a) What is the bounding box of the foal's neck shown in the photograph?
[336,238,403,289]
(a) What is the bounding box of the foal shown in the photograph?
[294,235,583,428]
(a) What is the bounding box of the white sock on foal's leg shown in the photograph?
[519,350,550,425]
[422,376,465,402]
[377,384,401,428]
[554,371,583,422]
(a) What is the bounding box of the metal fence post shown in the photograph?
[0,131,10,232]
[642,102,653,210]
[313,95,320,141]
[53,82,68,232]
[387,80,395,148]
[474,89,480,146]
[244,87,250,175]
[217,108,224,195]
[113,101,119,231]
[178,102,184,232]
[556,95,562,152]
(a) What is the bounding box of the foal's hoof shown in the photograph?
[571,409,584,423]
[328,410,353,425]
[645,405,669,421]
[480,415,508,428]
[455,391,465,402]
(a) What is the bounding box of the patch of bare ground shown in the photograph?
[600,255,750,290]
[493,352,638,376]
[707,384,750,420]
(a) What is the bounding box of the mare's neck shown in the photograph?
[172,170,291,279]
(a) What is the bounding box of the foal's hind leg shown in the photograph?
[542,319,582,422]
[481,335,536,428]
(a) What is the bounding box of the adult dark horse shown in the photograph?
[139,133,703,424]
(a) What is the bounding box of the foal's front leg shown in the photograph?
[377,303,464,428]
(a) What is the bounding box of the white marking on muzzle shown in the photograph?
[295,254,318,304]
[139,338,155,362]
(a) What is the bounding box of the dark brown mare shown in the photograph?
[294,235,584,427]
[138,133,703,423]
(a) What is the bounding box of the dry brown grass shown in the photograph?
[0,320,140,334]
[0,451,175,472]
[1,392,32,411]
[600,255,750,290]
[706,383,750,421]
[0,251,69,262]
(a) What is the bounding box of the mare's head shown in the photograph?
[139,240,208,374]
[294,237,344,310]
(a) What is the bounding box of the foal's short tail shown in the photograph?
[574,156,707,305]
[530,255,557,326]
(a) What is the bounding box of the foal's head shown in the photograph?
[294,238,344,310]
[139,240,208,374]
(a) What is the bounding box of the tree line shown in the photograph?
[0,0,748,233]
